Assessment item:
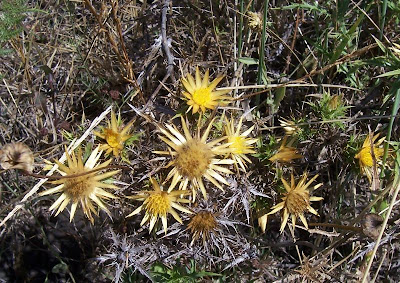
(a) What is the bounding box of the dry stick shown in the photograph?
[260,115,400,131]
[283,8,301,74]
[361,179,400,282]
[110,0,144,102]
[308,222,362,233]
[24,165,128,180]
[209,0,224,65]
[84,0,143,101]
[161,0,176,83]
[295,43,378,83]
[318,183,394,257]
[0,106,112,229]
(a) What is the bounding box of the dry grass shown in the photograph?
[1,0,400,282]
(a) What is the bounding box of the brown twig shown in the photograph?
[161,0,176,83]
[284,8,301,74]
[22,165,129,180]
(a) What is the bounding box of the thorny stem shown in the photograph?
[22,165,129,180]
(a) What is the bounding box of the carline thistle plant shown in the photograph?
[181,67,232,114]
[40,146,120,223]
[127,177,192,234]
[354,133,385,183]
[224,116,258,171]
[154,116,235,201]
[264,172,323,233]
[93,110,135,157]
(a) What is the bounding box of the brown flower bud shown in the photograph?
[361,213,383,239]
[0,142,34,173]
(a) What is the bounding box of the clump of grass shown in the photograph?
[0,0,28,53]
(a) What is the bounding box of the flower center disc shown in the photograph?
[229,136,246,154]
[145,192,170,216]
[189,211,217,233]
[64,173,94,201]
[175,139,213,179]
[105,129,120,148]
[285,191,309,216]
[192,88,211,106]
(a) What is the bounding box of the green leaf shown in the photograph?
[238,57,259,65]
[376,69,400,78]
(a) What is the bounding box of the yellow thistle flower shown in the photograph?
[154,116,234,200]
[181,67,231,114]
[267,172,323,233]
[187,210,218,245]
[93,110,135,157]
[127,178,192,234]
[40,146,120,223]
[269,136,302,163]
[224,116,258,171]
[0,142,34,173]
[354,133,385,182]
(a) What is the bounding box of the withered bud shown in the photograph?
[361,213,383,239]
[0,142,34,173]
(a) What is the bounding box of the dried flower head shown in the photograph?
[187,210,219,245]
[279,118,299,136]
[181,67,231,114]
[40,146,120,223]
[354,133,385,182]
[361,213,383,239]
[127,177,192,234]
[0,142,34,173]
[269,136,302,163]
[93,110,135,157]
[247,11,263,31]
[267,172,323,233]
[154,116,234,200]
[224,116,257,171]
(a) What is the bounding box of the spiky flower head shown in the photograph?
[40,146,120,223]
[354,133,385,182]
[187,210,219,245]
[224,116,258,171]
[93,110,135,157]
[267,172,323,233]
[181,67,231,114]
[154,116,234,200]
[127,177,192,234]
[269,136,302,163]
[0,142,34,173]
